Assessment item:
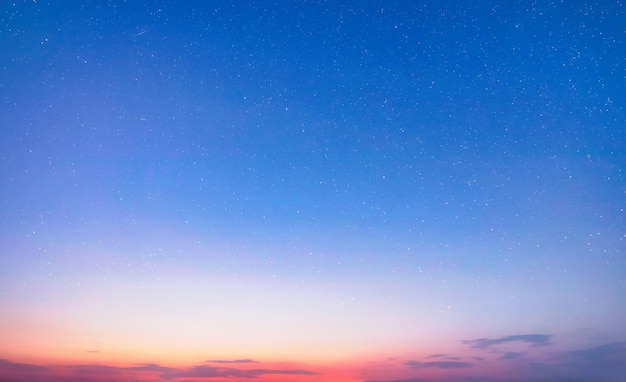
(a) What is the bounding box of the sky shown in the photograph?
[0,1,625,381]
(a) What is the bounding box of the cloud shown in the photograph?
[425,354,462,361]
[127,363,174,373]
[543,341,626,379]
[365,376,597,382]
[365,377,504,382]
[365,379,433,382]
[0,358,319,382]
[425,354,447,358]
[463,334,551,349]
[498,352,525,360]
[565,342,626,364]
[68,364,123,375]
[205,359,259,364]
[0,359,48,373]
[512,342,626,382]
[367,340,626,382]
[0,359,124,382]
[405,360,474,369]
[162,364,319,379]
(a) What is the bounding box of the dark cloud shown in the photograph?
[205,359,259,364]
[365,377,504,382]
[69,364,122,375]
[498,352,525,360]
[511,377,603,382]
[425,353,447,358]
[537,342,626,381]
[366,341,626,382]
[405,360,474,369]
[365,377,598,382]
[0,359,48,373]
[425,354,462,361]
[127,363,174,373]
[463,334,551,349]
[365,378,433,382]
[0,358,319,382]
[0,360,125,382]
[565,342,626,364]
[162,364,319,379]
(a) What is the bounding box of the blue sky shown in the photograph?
[0,1,625,381]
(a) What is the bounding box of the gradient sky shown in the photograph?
[1,1,625,381]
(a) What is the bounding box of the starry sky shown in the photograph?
[0,1,625,381]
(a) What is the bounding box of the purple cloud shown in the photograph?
[425,354,447,359]
[127,363,174,373]
[0,359,48,373]
[463,334,551,349]
[69,364,123,375]
[498,352,525,360]
[365,379,433,382]
[205,359,259,364]
[0,359,319,382]
[405,360,474,369]
[162,364,319,379]
[565,342,626,364]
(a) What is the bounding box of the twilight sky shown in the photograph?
[0,1,625,381]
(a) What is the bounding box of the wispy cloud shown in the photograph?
[425,354,447,359]
[205,358,259,364]
[463,334,551,349]
[405,360,474,369]
[498,352,525,360]
[521,341,626,381]
[0,358,319,382]
[68,364,123,375]
[565,342,626,364]
[162,364,319,379]
[368,340,626,382]
[0,359,49,373]
[365,378,433,382]
[127,363,174,373]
